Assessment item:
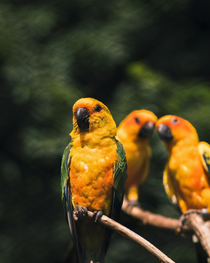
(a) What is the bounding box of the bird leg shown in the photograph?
[125,186,141,208]
[126,199,140,208]
[179,208,210,228]
[73,206,88,221]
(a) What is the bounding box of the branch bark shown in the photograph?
[73,200,210,262]
[122,198,210,258]
[86,211,175,263]
[122,198,191,234]
[184,213,210,258]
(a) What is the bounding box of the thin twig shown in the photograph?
[86,211,175,263]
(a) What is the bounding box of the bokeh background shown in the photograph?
[1,0,210,262]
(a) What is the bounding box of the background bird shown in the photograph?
[117,110,157,206]
[61,97,127,263]
[156,115,210,263]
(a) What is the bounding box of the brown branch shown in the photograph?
[184,213,210,258]
[73,200,210,262]
[122,198,210,258]
[86,211,175,263]
[122,198,191,234]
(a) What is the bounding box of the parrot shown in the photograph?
[156,115,210,263]
[117,110,157,206]
[61,97,127,263]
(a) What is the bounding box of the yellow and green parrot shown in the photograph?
[156,115,210,263]
[61,98,127,263]
[117,110,157,206]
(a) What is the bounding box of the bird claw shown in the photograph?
[179,209,209,228]
[73,206,88,221]
[127,200,140,208]
[92,210,103,225]
[124,197,141,212]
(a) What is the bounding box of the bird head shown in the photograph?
[71,97,117,139]
[117,110,157,143]
[156,115,199,152]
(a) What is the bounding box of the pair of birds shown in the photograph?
[61,97,210,263]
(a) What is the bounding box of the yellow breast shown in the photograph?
[69,137,117,216]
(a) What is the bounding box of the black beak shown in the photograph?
[138,121,155,138]
[76,107,89,130]
[157,124,173,141]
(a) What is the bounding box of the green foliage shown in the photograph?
[1,0,210,262]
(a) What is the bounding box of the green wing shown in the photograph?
[61,142,72,198]
[61,141,72,226]
[198,141,210,175]
[111,139,127,221]
[114,139,127,202]
[61,140,85,262]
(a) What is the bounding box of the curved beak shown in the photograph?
[76,107,89,130]
[157,124,173,141]
[138,121,155,138]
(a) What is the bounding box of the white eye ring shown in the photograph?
[171,117,178,124]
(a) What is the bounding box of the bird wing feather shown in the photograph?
[198,141,210,176]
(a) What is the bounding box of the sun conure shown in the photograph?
[156,115,210,214]
[61,98,127,263]
[156,115,210,263]
[117,110,157,206]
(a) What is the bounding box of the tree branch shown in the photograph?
[122,198,210,258]
[73,200,210,262]
[184,213,210,258]
[85,211,175,263]
[122,198,191,234]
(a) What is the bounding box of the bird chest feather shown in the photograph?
[69,140,117,215]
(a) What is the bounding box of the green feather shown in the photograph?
[61,141,72,198]
[114,139,127,203]
[198,141,210,177]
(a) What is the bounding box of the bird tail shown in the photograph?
[85,252,105,263]
[62,241,77,263]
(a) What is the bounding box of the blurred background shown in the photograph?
[1,0,210,262]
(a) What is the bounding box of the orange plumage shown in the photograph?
[117,110,157,203]
[70,98,118,215]
[156,115,210,213]
[61,97,127,263]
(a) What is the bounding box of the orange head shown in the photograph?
[70,97,117,139]
[117,110,157,143]
[156,115,199,152]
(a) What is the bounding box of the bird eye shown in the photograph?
[171,117,178,125]
[134,117,140,124]
[94,104,102,112]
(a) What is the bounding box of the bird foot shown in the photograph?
[179,209,209,228]
[73,206,88,221]
[123,195,141,210]
[92,210,103,225]
[127,199,141,208]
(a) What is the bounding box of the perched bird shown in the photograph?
[117,110,157,205]
[61,98,127,263]
[156,115,210,263]
[156,115,210,213]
